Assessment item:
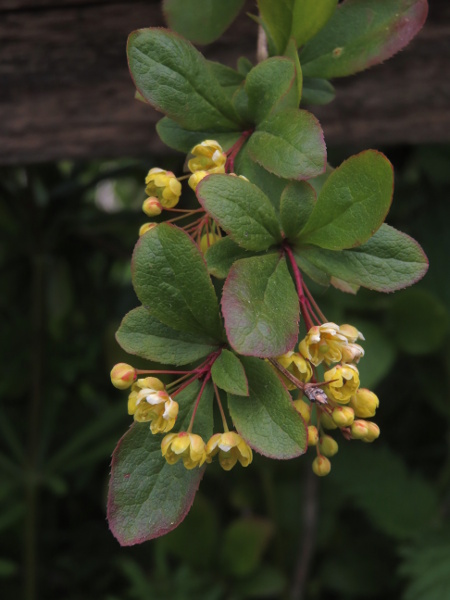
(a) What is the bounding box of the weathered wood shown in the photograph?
[0,0,448,165]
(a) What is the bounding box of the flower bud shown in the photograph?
[319,435,339,457]
[307,426,319,446]
[349,388,379,418]
[351,419,370,440]
[145,168,182,208]
[139,222,157,236]
[320,412,338,430]
[362,422,380,443]
[110,363,137,389]
[332,406,355,427]
[200,232,220,253]
[293,399,311,424]
[312,456,331,476]
[142,197,162,217]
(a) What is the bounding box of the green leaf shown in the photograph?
[294,251,331,287]
[245,57,300,124]
[280,181,316,241]
[116,307,220,366]
[211,349,248,396]
[298,150,394,250]
[400,525,450,600]
[163,0,245,45]
[246,108,326,180]
[221,518,274,577]
[283,39,303,100]
[156,117,240,154]
[228,357,307,458]
[388,289,449,355]
[234,144,288,211]
[127,28,240,131]
[108,379,213,545]
[297,224,429,292]
[197,174,282,251]
[222,254,299,357]
[332,443,438,539]
[300,0,428,79]
[258,0,337,53]
[205,236,260,279]
[302,77,336,106]
[207,61,245,100]
[132,224,223,339]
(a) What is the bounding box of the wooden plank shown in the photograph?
[0,0,448,165]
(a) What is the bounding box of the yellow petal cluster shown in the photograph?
[161,432,207,469]
[324,363,360,404]
[145,168,182,208]
[127,377,178,433]
[188,140,226,174]
[275,351,313,390]
[299,322,364,366]
[206,432,252,471]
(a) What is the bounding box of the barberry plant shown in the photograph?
[107,0,429,546]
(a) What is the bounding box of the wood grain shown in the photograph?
[0,0,448,165]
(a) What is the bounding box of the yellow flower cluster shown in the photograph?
[290,322,381,476]
[145,168,182,209]
[187,140,227,190]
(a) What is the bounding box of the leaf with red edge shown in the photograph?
[108,379,213,546]
[300,0,429,79]
[228,357,307,459]
[222,253,299,357]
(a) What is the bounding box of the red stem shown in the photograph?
[187,372,211,432]
[225,130,253,173]
[283,244,314,331]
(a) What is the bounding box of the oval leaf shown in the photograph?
[107,380,213,545]
[297,224,429,292]
[211,349,249,396]
[163,0,245,45]
[116,307,220,366]
[280,181,317,241]
[298,150,394,250]
[132,224,223,340]
[205,236,260,279]
[247,108,326,180]
[228,357,307,459]
[197,174,282,251]
[222,253,299,357]
[156,117,241,154]
[127,28,240,131]
[300,0,429,78]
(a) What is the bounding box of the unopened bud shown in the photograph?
[142,197,162,217]
[188,170,208,190]
[139,222,157,236]
[320,412,337,430]
[362,422,380,443]
[351,419,370,440]
[200,232,220,253]
[350,388,379,418]
[307,425,319,446]
[293,399,311,424]
[110,363,137,389]
[332,406,355,427]
[319,435,339,457]
[312,455,331,476]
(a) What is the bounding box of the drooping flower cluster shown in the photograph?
[110,362,253,472]
[275,321,380,477]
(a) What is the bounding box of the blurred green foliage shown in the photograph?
[0,144,449,599]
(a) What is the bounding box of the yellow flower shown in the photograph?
[339,324,364,343]
[324,364,360,404]
[275,352,313,390]
[349,388,379,418]
[299,323,364,366]
[188,170,209,190]
[362,422,380,443]
[188,140,226,174]
[110,363,137,389]
[145,168,182,208]
[205,432,252,471]
[307,426,319,446]
[127,378,178,432]
[161,432,207,469]
[331,406,355,427]
[319,435,339,457]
